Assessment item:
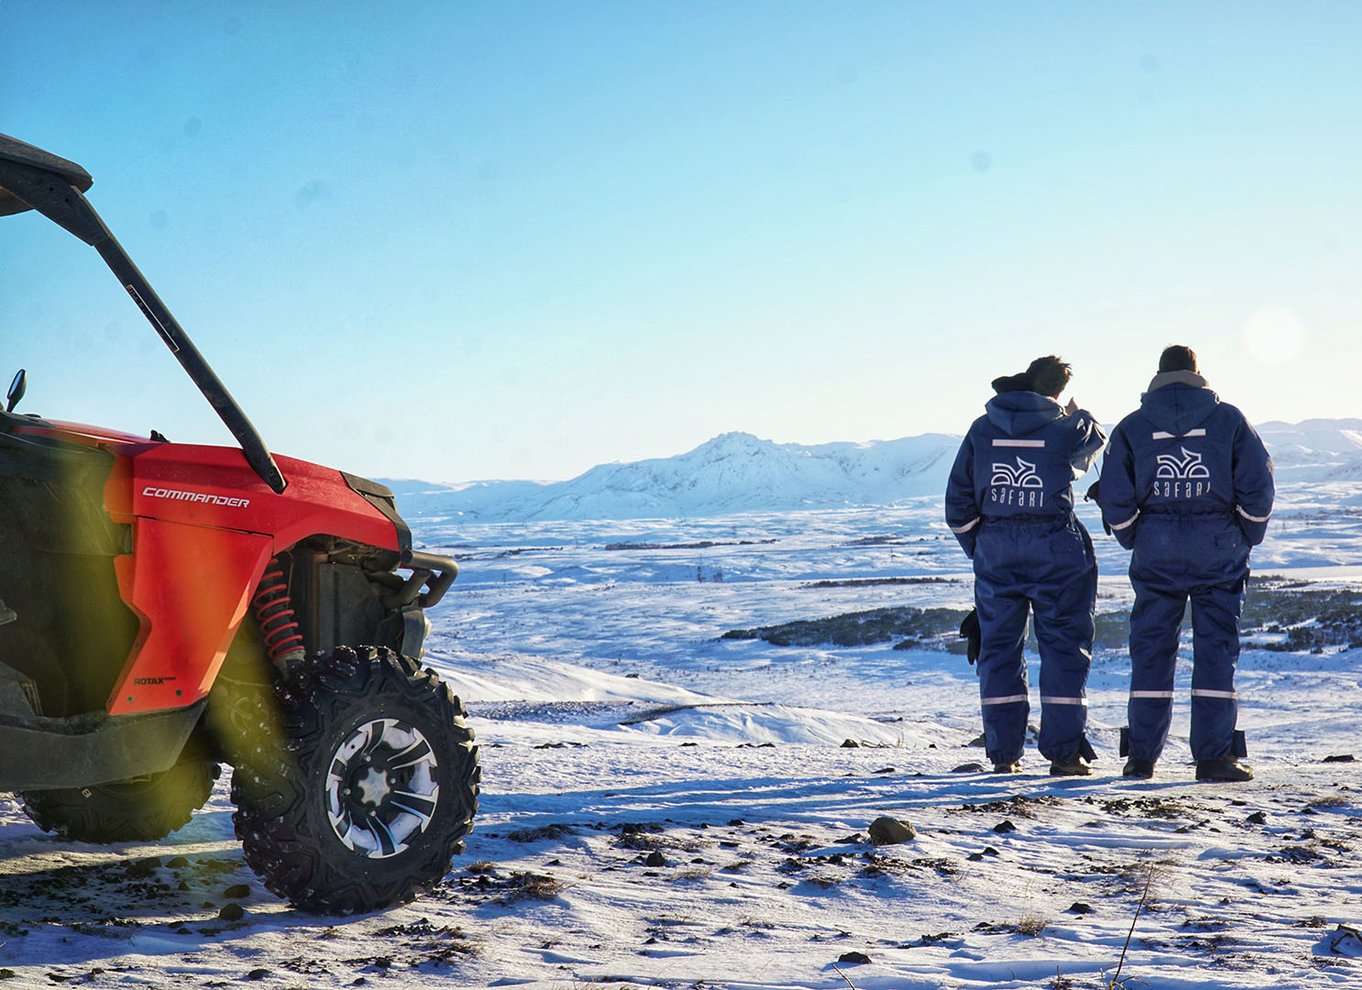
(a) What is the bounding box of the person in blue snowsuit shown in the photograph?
[945,356,1106,776]
[1096,345,1274,782]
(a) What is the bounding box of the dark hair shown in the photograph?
[1159,345,1198,373]
[1025,355,1071,397]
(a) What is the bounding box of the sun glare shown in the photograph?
[1243,306,1306,367]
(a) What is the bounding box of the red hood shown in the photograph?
[11,418,157,452]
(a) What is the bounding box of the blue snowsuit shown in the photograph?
[1097,372,1274,763]
[945,392,1106,766]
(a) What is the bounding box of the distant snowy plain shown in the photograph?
[1,424,1360,989]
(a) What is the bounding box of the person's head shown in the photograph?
[1158,345,1198,373]
[1025,355,1072,399]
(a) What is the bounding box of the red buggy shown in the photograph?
[0,133,479,913]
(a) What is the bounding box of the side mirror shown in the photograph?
[5,369,25,413]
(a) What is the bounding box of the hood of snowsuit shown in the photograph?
[1140,372,1219,436]
[984,391,1065,437]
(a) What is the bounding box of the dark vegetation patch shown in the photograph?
[442,866,565,905]
[1093,610,1132,650]
[948,795,1062,819]
[0,853,248,932]
[1242,578,1362,652]
[614,822,705,853]
[722,606,970,649]
[494,872,566,904]
[1263,846,1331,866]
[909,857,960,876]
[974,916,1047,937]
[614,822,666,851]
[1099,796,1203,820]
[722,579,1362,654]
[604,539,775,551]
[802,577,961,589]
[856,854,917,878]
[506,823,578,843]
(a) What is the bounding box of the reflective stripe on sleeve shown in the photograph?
[1191,688,1238,700]
[1110,511,1140,531]
[950,517,982,534]
[1236,505,1270,523]
[1039,696,1087,706]
[1129,690,1175,699]
[981,694,1028,705]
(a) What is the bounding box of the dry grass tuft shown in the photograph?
[498,871,566,904]
[669,867,712,882]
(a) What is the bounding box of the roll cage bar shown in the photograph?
[0,132,287,494]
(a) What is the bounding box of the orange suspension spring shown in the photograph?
[252,557,306,665]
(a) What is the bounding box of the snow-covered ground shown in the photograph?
[2,483,1360,988]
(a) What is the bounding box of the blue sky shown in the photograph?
[4,2,1360,482]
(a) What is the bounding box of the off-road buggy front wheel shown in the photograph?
[231,645,478,914]
[20,756,220,843]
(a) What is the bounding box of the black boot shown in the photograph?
[1122,757,1155,779]
[1049,754,1092,777]
[1195,757,1254,782]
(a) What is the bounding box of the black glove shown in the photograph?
[1085,479,1112,535]
[958,608,980,665]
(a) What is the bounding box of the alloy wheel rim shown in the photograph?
[325,718,441,859]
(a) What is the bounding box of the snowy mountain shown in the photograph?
[1257,418,1362,480]
[384,431,959,522]
[384,419,1362,523]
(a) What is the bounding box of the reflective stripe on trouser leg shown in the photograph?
[1188,580,1245,761]
[1127,581,1187,763]
[974,586,1031,767]
[1032,540,1096,763]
